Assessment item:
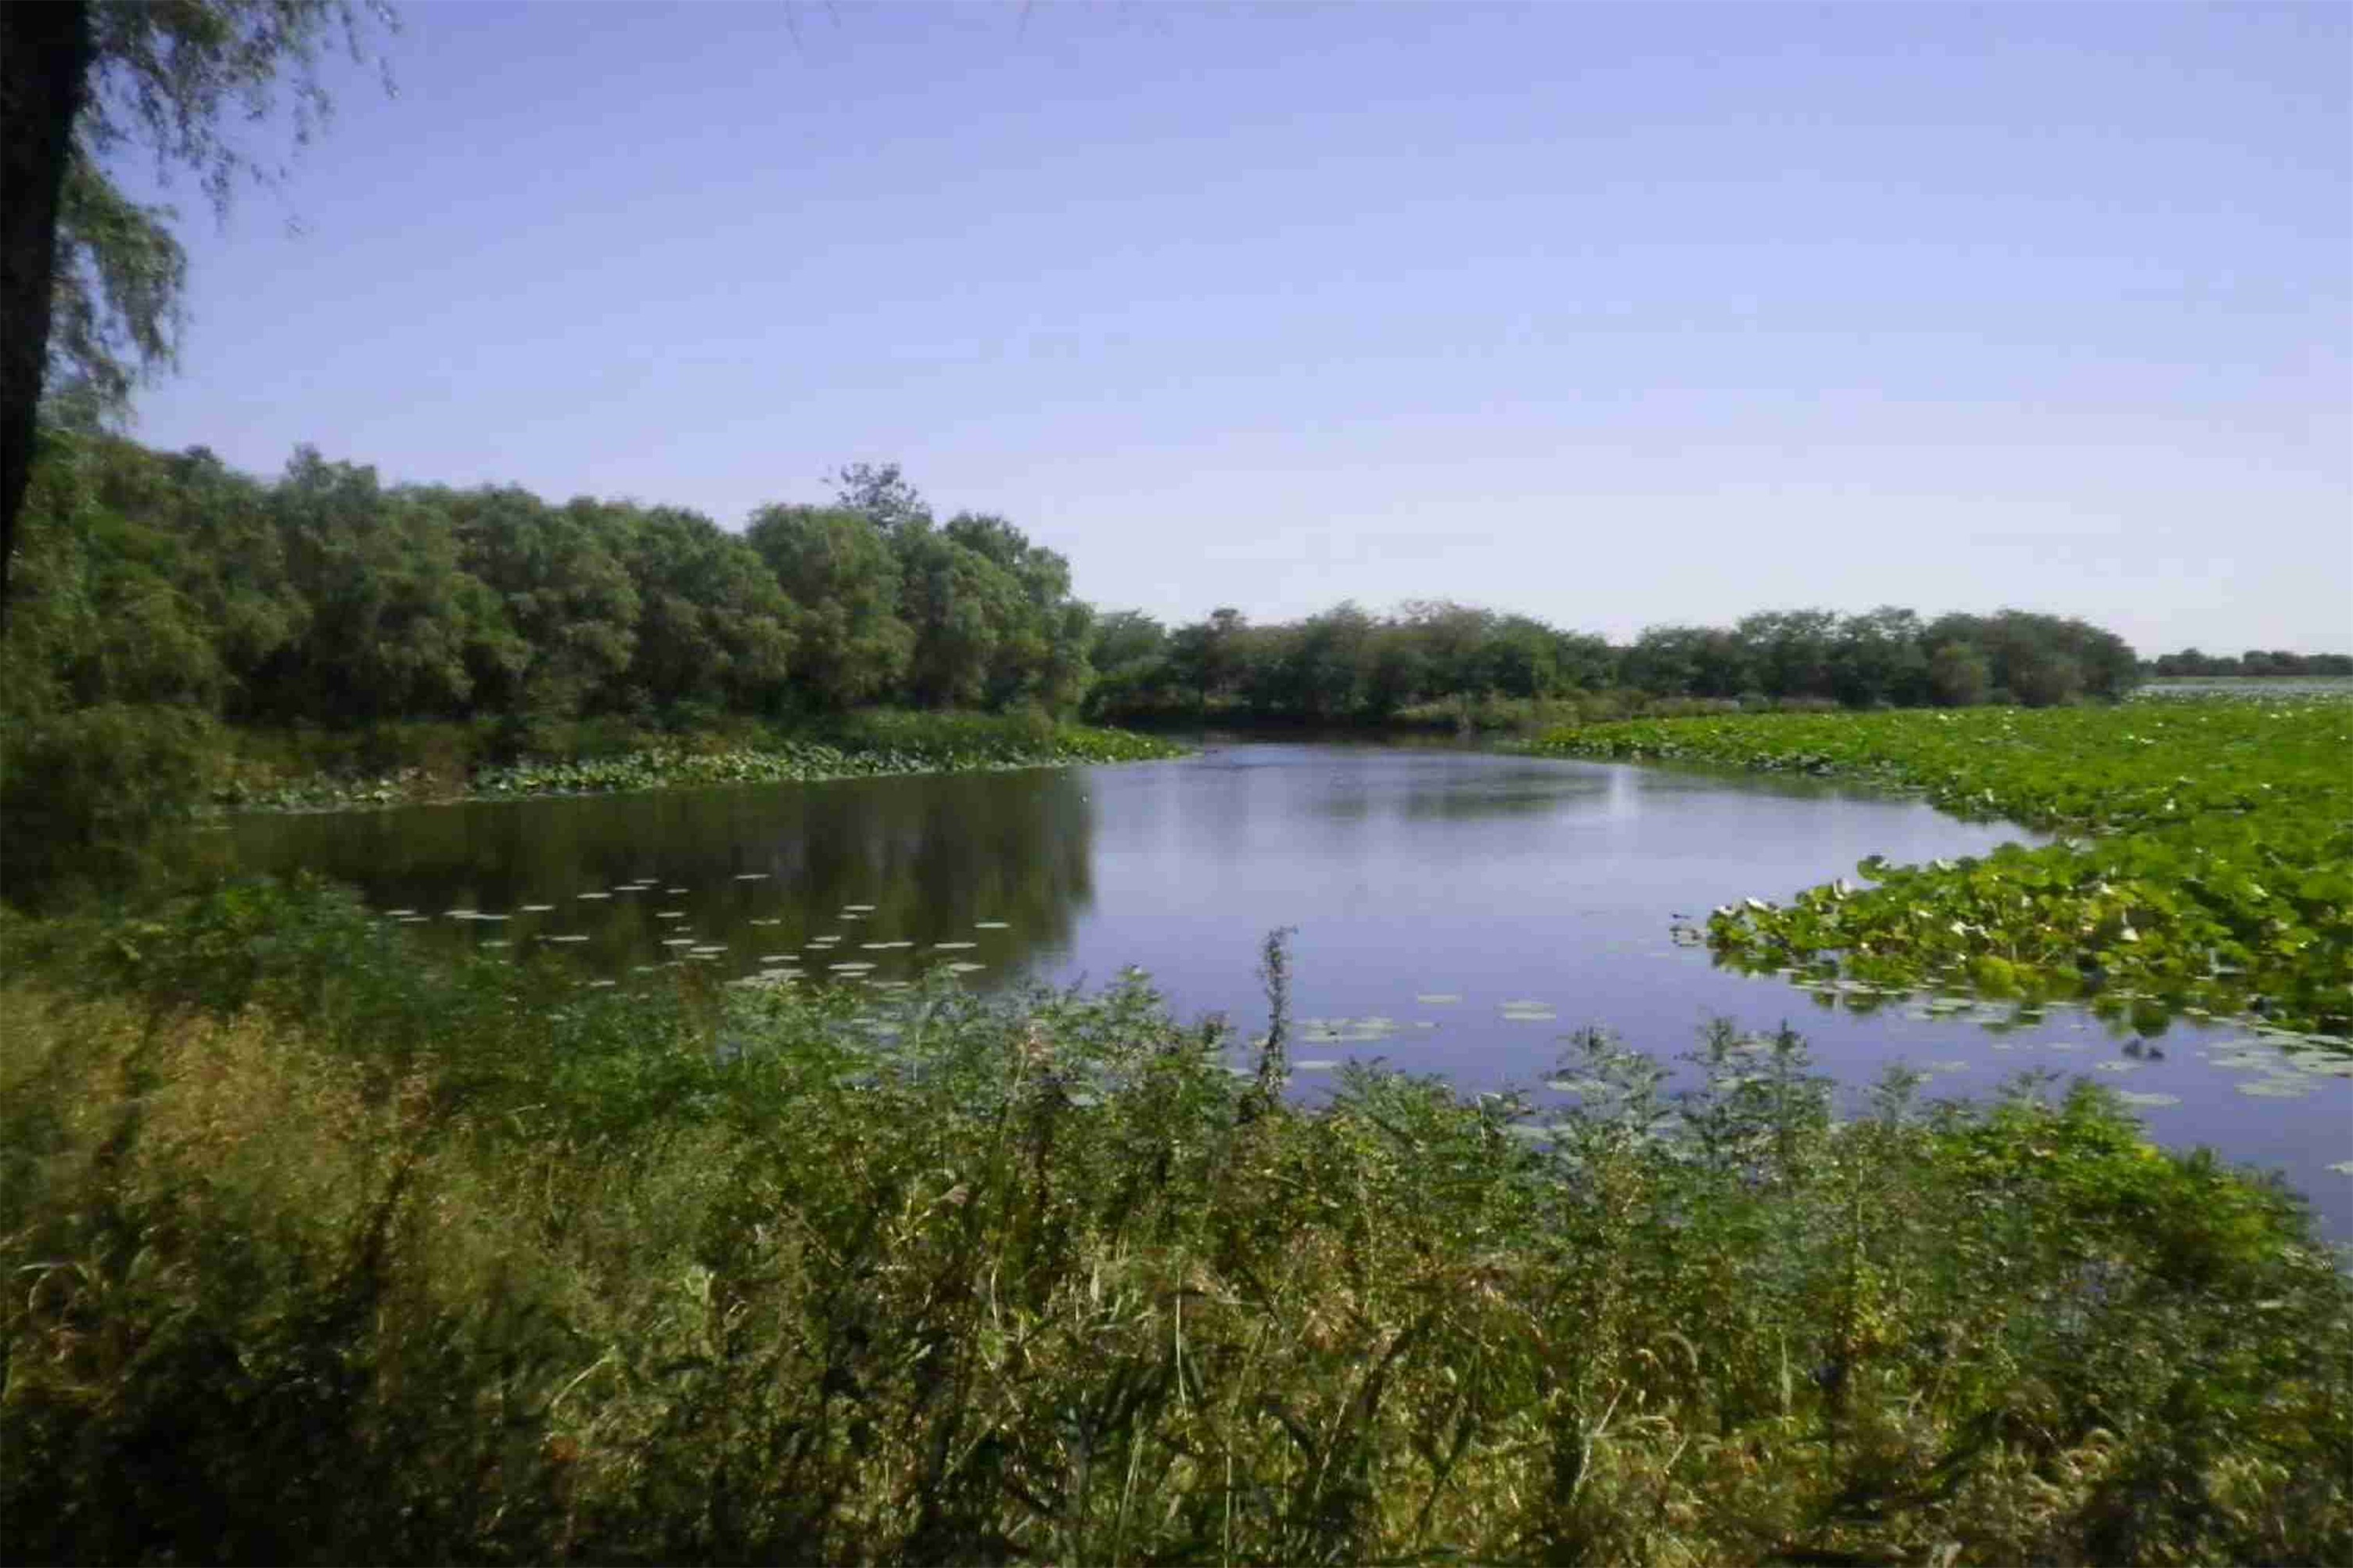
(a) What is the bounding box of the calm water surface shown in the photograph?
[228,741,2353,1240]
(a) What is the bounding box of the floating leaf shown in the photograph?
[1415,993,1463,1005]
[2116,1091,2182,1107]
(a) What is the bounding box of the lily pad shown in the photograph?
[2235,1079,2312,1098]
[1415,993,1463,1005]
[2116,1091,2182,1107]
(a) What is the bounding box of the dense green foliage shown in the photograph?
[1531,703,2353,1036]
[3,438,1098,730]
[2,884,2346,1564]
[1087,602,2143,726]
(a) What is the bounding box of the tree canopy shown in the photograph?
[2,0,393,616]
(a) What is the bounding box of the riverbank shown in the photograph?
[3,886,2345,1564]
[212,710,1187,813]
[1526,701,2353,1039]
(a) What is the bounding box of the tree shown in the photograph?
[832,461,932,535]
[744,503,912,710]
[2,0,393,621]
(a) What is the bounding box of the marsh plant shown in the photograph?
[1532,701,2353,1036]
[2,886,2346,1563]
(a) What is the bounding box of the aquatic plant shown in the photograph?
[214,716,1184,813]
[1529,702,2353,1035]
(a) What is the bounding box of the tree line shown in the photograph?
[1086,603,2143,723]
[2144,648,2353,680]
[2,434,1092,737]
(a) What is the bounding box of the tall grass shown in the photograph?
[2,884,2347,1563]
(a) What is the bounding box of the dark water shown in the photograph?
[226,741,2353,1240]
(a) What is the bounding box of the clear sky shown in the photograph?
[120,1,2351,655]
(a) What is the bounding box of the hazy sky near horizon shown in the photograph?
[122,1,2351,655]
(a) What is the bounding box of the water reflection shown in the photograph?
[230,770,1097,981]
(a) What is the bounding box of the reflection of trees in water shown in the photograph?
[227,772,1097,977]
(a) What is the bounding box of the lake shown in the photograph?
[228,739,2353,1240]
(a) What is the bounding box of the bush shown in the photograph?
[0,703,219,908]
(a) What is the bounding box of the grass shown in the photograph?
[2,881,2348,1563]
[1527,701,2353,1038]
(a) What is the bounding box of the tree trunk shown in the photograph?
[0,0,93,627]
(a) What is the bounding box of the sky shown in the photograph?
[118,1,2351,655]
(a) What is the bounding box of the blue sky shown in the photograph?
[122,2,2351,654]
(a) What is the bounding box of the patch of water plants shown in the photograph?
[215,718,1185,812]
[1529,701,2353,1038]
[2,884,2348,1563]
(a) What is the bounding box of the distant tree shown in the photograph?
[2,0,395,621]
[1166,607,1247,713]
[1927,640,1992,708]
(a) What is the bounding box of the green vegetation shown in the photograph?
[0,436,1162,898]
[216,712,1183,813]
[3,887,2346,1564]
[1088,602,2141,727]
[1530,702,2353,1037]
[2146,648,2353,679]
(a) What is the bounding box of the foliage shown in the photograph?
[2,890,2347,1563]
[51,0,395,421]
[1529,703,2353,1035]
[1087,601,2146,727]
[8,432,1103,732]
[2147,648,2353,679]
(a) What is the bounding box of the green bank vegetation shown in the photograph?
[213,712,1181,815]
[3,892,2347,1564]
[1531,701,2353,1038]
